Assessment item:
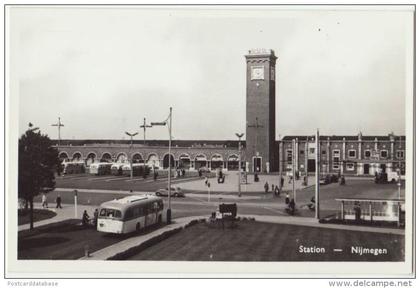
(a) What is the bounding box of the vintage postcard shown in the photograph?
[4,4,415,279]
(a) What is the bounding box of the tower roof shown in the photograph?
[247,48,276,56]
[245,49,277,61]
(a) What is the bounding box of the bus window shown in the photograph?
[133,207,140,217]
[125,209,134,220]
[99,208,122,218]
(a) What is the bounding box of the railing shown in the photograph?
[335,198,405,226]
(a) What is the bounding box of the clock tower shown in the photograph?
[245,49,277,173]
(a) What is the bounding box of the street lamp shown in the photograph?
[51,117,64,146]
[140,117,152,145]
[151,107,173,224]
[125,131,138,179]
[235,133,244,197]
[278,134,282,194]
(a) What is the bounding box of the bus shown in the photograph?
[97,195,163,234]
[62,161,85,174]
[121,163,150,177]
[89,162,113,175]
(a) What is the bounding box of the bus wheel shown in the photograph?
[136,223,141,232]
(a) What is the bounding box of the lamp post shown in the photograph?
[151,107,173,224]
[51,117,64,146]
[398,135,402,199]
[140,117,152,145]
[292,138,296,202]
[315,129,320,219]
[235,133,244,197]
[125,131,138,180]
[279,134,282,193]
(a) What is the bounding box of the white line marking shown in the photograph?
[333,249,343,252]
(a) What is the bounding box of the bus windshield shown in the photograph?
[99,208,122,219]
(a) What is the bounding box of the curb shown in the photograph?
[81,218,206,260]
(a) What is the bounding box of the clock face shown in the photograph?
[251,66,264,80]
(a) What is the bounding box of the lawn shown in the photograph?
[18,209,57,226]
[18,219,157,260]
[127,221,404,261]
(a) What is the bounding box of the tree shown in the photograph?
[18,124,62,230]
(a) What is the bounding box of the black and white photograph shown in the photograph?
[4,4,415,280]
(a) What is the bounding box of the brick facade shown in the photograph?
[245,49,277,173]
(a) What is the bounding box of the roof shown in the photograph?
[100,195,159,210]
[282,135,406,141]
[54,135,406,148]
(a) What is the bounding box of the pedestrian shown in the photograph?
[285,192,290,205]
[182,169,185,177]
[82,210,90,227]
[154,171,158,181]
[42,193,48,208]
[264,181,269,193]
[56,194,62,209]
[272,184,275,193]
[340,175,346,185]
[274,185,280,197]
[205,176,209,186]
[306,196,315,211]
[281,176,284,188]
[288,198,296,215]
[353,201,361,223]
[93,208,99,227]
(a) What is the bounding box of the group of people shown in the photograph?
[263,179,284,197]
[175,167,186,178]
[262,179,318,215]
[41,193,62,209]
[82,208,99,227]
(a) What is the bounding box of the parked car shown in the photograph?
[155,186,185,197]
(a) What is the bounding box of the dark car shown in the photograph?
[155,186,185,197]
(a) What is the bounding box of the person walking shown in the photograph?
[274,185,280,197]
[56,194,62,209]
[285,192,290,205]
[264,181,269,193]
[93,209,99,227]
[288,198,296,215]
[281,176,284,188]
[41,193,48,208]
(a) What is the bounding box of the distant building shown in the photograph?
[280,133,406,176]
[56,132,406,176]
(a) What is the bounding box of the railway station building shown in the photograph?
[55,49,406,177]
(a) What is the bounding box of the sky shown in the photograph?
[10,6,413,141]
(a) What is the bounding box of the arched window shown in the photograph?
[100,153,112,163]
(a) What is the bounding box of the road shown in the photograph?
[36,175,405,220]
